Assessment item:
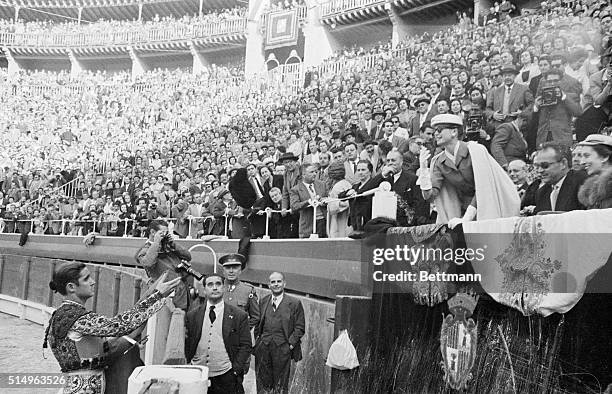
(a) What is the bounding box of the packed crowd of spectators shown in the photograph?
[266,0,306,12]
[1,0,611,239]
[0,7,247,36]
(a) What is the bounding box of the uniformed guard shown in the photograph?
[219,253,260,330]
[219,252,260,378]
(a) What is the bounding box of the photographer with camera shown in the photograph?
[135,219,193,310]
[464,87,493,148]
[534,68,582,148]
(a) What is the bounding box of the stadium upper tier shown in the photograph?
[0,14,248,48]
[0,0,240,24]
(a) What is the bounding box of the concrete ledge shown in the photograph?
[0,294,54,325]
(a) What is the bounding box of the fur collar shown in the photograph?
[578,167,612,208]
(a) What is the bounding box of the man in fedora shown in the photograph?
[371,109,387,140]
[410,94,434,137]
[486,64,534,130]
[279,152,301,238]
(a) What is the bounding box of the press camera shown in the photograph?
[465,109,484,140]
[176,261,204,281]
[540,81,562,107]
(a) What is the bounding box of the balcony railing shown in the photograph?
[0,18,248,48]
[319,0,386,17]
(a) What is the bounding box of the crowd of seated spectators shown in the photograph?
[265,0,306,12]
[0,7,247,45]
[1,0,611,239]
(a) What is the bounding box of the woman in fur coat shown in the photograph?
[577,134,612,209]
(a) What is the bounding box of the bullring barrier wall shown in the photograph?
[0,234,367,393]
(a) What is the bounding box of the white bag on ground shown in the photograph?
[326,329,359,370]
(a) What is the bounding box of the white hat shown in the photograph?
[431,114,463,127]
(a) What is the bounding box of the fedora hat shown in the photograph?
[500,64,519,75]
[277,152,299,163]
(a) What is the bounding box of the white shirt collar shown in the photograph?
[272,293,284,306]
[444,142,461,165]
[393,170,402,183]
[552,174,567,190]
[206,300,224,314]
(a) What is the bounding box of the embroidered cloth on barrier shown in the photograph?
[463,208,612,316]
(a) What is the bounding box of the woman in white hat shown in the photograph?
[577,134,612,209]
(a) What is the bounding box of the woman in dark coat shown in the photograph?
[346,160,377,231]
[577,135,612,209]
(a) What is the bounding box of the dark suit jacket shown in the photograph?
[529,74,543,95]
[485,83,534,128]
[360,119,378,140]
[289,180,328,238]
[534,170,587,213]
[185,302,252,374]
[255,294,305,362]
[370,170,431,226]
[408,112,433,137]
[490,122,527,167]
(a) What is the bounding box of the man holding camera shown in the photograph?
[533,68,582,148]
[589,55,612,121]
[136,219,193,310]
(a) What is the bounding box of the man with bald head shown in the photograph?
[254,272,305,394]
[508,160,530,198]
[369,150,431,226]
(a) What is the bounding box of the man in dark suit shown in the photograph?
[485,64,534,130]
[490,116,528,169]
[359,107,378,138]
[255,272,305,394]
[185,273,252,394]
[532,142,587,214]
[370,150,431,226]
[289,164,328,238]
[409,95,434,137]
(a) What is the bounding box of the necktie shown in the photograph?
[272,297,277,312]
[502,86,512,114]
[352,162,357,174]
[209,305,216,323]
[308,184,315,197]
[550,184,560,211]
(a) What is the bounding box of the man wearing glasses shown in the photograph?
[524,142,586,215]
[409,95,433,137]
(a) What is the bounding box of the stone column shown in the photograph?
[129,47,148,81]
[244,0,270,78]
[385,1,410,49]
[190,42,211,76]
[302,0,339,69]
[3,47,21,76]
[68,50,84,76]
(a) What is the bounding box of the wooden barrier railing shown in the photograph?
[0,234,368,300]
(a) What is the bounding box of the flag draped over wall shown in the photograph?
[463,209,612,316]
[265,9,298,50]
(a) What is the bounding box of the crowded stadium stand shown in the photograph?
[1,0,610,238]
